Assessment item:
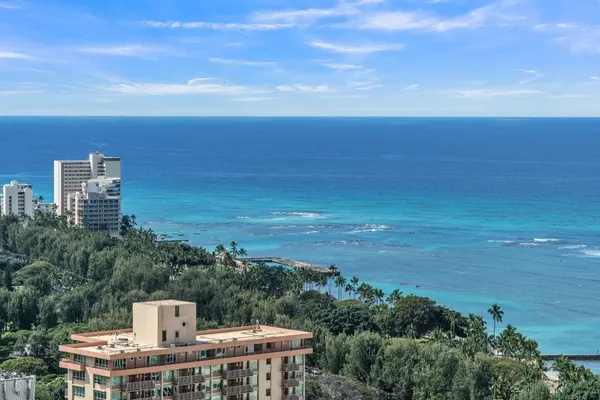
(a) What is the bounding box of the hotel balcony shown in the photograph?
[283,363,301,372]
[221,385,255,396]
[177,375,205,386]
[284,379,300,388]
[126,380,155,391]
[176,392,204,400]
[222,369,254,380]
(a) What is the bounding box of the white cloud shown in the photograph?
[252,6,356,25]
[309,40,404,54]
[0,51,32,59]
[78,45,161,57]
[516,69,543,85]
[347,0,530,32]
[0,1,24,9]
[143,21,290,31]
[276,84,332,93]
[456,89,542,98]
[0,90,44,96]
[591,77,600,81]
[208,57,277,67]
[187,78,213,85]
[355,84,383,91]
[403,84,420,91]
[97,80,247,96]
[229,97,274,102]
[546,94,593,99]
[323,63,364,71]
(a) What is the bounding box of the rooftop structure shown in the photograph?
[0,370,36,400]
[60,300,311,400]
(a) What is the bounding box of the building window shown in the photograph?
[266,373,271,381]
[73,371,85,381]
[73,387,85,397]
[266,389,271,397]
[111,377,121,388]
[162,330,167,342]
[74,354,86,364]
[113,359,125,369]
[95,358,108,368]
[166,354,175,364]
[266,358,271,365]
[198,350,207,360]
[175,331,179,339]
[93,390,106,400]
[175,306,180,317]
[94,375,107,385]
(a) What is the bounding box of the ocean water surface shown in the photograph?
[1,117,600,367]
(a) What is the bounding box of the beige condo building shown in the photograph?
[59,300,311,400]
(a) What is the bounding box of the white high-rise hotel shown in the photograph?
[54,153,122,234]
[1,181,34,218]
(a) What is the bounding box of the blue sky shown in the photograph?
[0,0,599,116]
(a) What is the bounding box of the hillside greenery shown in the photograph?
[0,214,597,400]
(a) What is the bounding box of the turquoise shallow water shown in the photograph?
[1,117,600,371]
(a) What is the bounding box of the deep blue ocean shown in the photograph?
[1,117,600,369]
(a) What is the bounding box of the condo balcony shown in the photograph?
[177,375,205,386]
[284,379,300,388]
[176,392,205,400]
[221,385,255,396]
[222,369,255,380]
[126,380,155,391]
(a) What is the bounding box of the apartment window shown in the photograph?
[162,330,167,342]
[111,393,122,400]
[113,359,125,369]
[151,373,161,381]
[74,354,86,364]
[94,375,107,385]
[111,377,121,388]
[266,373,271,381]
[163,371,172,381]
[93,390,106,400]
[166,354,175,364]
[266,358,271,365]
[198,350,207,360]
[175,331,179,339]
[73,371,85,381]
[162,386,173,397]
[266,389,271,397]
[175,306,180,317]
[147,355,159,366]
[73,387,85,397]
[95,358,108,368]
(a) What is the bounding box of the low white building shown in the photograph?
[0,371,35,400]
[67,177,121,235]
[1,181,34,218]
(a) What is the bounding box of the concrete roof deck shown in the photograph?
[65,325,311,357]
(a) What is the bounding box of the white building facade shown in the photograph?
[54,152,121,216]
[69,178,121,235]
[1,181,34,218]
[0,372,36,400]
[54,153,122,235]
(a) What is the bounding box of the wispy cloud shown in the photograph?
[344,0,530,32]
[322,63,364,71]
[456,89,542,99]
[0,51,32,59]
[404,84,420,91]
[0,1,25,9]
[355,84,383,91]
[516,69,543,85]
[309,40,404,54]
[97,78,247,96]
[0,89,45,96]
[229,97,273,102]
[78,45,163,57]
[591,77,600,81]
[252,5,356,25]
[276,84,332,93]
[208,57,277,67]
[142,21,290,31]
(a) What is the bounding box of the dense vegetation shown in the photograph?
[0,214,598,400]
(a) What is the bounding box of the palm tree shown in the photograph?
[488,303,504,337]
[386,289,403,306]
[373,288,385,305]
[230,241,238,259]
[238,247,248,258]
[334,276,346,300]
[350,276,360,299]
[344,283,354,299]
